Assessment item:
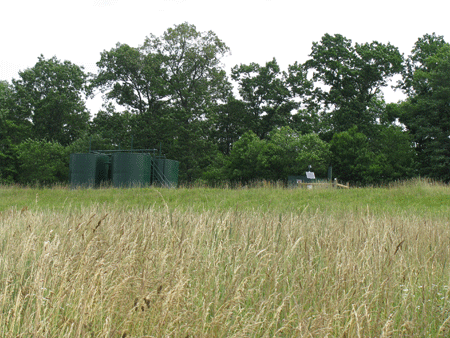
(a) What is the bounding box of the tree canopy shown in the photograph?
[305,34,403,138]
[2,27,449,185]
[399,34,450,180]
[13,55,90,146]
[231,59,308,139]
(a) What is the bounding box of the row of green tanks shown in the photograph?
[69,150,179,188]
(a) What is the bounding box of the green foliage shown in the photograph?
[0,80,30,143]
[143,22,232,114]
[15,139,68,185]
[92,23,232,182]
[144,23,232,182]
[0,82,14,182]
[210,97,253,155]
[201,151,229,185]
[90,103,133,147]
[289,108,323,135]
[93,43,166,115]
[0,81,31,183]
[12,56,90,146]
[226,131,266,182]
[305,34,403,136]
[0,29,443,186]
[400,33,448,96]
[168,118,221,182]
[65,134,115,154]
[224,127,330,183]
[399,34,450,181]
[330,127,372,183]
[231,59,308,139]
[260,127,330,180]
[373,125,416,180]
[330,126,415,184]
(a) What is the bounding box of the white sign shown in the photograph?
[306,171,315,179]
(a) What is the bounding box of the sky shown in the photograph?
[1,0,449,114]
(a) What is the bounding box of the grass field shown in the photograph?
[1,179,450,337]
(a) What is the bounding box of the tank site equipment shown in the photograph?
[287,165,349,189]
[69,147,179,188]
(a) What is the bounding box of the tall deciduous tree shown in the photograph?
[226,131,266,183]
[93,23,232,182]
[15,139,68,185]
[305,34,403,137]
[330,125,415,184]
[144,23,232,181]
[90,103,133,148]
[93,43,167,115]
[13,55,90,146]
[210,97,253,155]
[222,127,330,183]
[143,22,232,119]
[0,81,31,182]
[399,34,450,181]
[399,33,448,97]
[260,127,331,181]
[231,59,308,139]
[329,127,377,184]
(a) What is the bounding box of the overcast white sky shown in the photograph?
[1,0,449,114]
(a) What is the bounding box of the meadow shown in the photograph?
[1,179,450,337]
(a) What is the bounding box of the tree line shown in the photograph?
[1,23,449,185]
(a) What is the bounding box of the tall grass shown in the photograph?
[1,183,450,336]
[1,178,450,216]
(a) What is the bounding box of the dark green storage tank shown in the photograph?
[111,153,151,187]
[70,153,109,188]
[164,159,179,187]
[152,158,165,185]
[152,158,179,188]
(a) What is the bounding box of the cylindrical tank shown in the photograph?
[152,158,179,187]
[164,159,179,187]
[70,153,109,188]
[111,153,151,187]
[151,158,165,186]
[96,155,110,185]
